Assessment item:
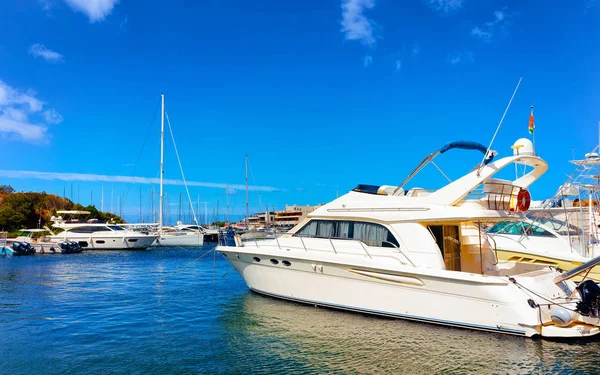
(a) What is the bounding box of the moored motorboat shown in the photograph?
[217,140,600,339]
[49,211,157,250]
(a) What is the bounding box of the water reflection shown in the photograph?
[222,291,600,374]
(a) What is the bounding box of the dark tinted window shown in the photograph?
[69,227,92,233]
[295,220,399,248]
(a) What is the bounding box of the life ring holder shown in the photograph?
[515,189,531,212]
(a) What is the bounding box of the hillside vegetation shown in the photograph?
[0,185,124,234]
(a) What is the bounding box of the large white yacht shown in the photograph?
[49,211,157,250]
[217,140,600,339]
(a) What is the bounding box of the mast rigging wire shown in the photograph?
[165,110,199,226]
[477,77,523,175]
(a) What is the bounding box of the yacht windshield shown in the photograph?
[488,221,555,237]
[108,225,125,231]
[525,214,582,236]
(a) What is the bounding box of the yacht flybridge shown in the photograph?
[217,139,600,339]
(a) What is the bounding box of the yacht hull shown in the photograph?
[49,235,156,250]
[152,233,204,247]
[218,246,600,339]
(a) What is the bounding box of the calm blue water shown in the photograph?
[1,246,600,375]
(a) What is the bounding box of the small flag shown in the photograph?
[528,107,535,134]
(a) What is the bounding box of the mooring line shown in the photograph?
[157,246,217,282]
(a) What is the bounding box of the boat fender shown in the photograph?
[551,307,575,327]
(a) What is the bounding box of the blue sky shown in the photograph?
[0,0,598,223]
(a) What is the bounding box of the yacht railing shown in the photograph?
[220,229,415,266]
[482,182,519,211]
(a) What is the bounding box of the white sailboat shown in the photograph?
[217,139,600,339]
[152,94,204,247]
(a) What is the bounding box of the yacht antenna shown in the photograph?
[204,202,208,226]
[478,77,522,175]
[226,182,230,224]
[245,155,249,229]
[139,186,142,222]
[159,94,165,232]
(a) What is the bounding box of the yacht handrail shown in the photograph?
[487,230,499,265]
[240,235,415,265]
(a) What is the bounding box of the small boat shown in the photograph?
[1,232,35,256]
[217,139,600,339]
[7,228,81,254]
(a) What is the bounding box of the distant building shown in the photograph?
[246,204,322,230]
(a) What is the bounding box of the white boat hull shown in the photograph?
[153,233,204,247]
[218,244,600,339]
[49,234,156,250]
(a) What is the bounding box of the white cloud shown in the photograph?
[447,50,473,65]
[0,170,281,192]
[470,27,492,41]
[43,108,64,124]
[39,0,52,11]
[341,0,377,45]
[427,0,464,14]
[64,0,119,23]
[395,60,402,70]
[0,80,62,143]
[29,44,64,63]
[412,44,420,56]
[471,9,508,42]
[363,55,373,67]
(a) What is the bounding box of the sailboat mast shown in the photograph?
[159,94,165,232]
[245,155,249,228]
[139,185,142,222]
[226,182,230,224]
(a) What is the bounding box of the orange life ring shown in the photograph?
[515,189,531,212]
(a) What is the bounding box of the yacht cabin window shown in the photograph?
[294,220,399,248]
[108,225,125,231]
[68,226,111,233]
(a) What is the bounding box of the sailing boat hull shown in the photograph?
[153,233,204,247]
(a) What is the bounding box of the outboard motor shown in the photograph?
[11,242,35,255]
[12,242,24,255]
[70,241,82,253]
[22,242,35,255]
[58,242,68,253]
[576,280,600,317]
